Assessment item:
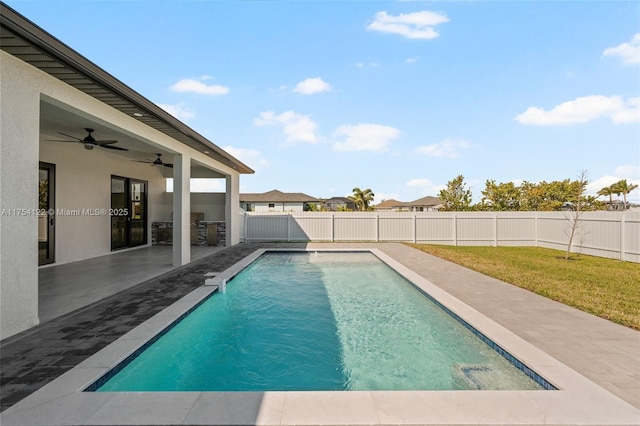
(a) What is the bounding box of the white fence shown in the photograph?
[241,211,640,262]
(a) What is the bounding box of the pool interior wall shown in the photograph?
[86,250,555,393]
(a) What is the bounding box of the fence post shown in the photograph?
[453,213,458,246]
[287,214,291,242]
[534,212,538,247]
[375,214,380,242]
[494,213,498,247]
[331,213,335,242]
[621,213,626,261]
[413,214,417,243]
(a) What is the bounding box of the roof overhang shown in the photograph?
[0,2,254,175]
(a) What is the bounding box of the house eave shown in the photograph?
[0,2,254,175]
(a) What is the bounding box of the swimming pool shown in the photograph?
[89,251,550,392]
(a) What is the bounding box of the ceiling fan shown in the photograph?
[48,128,128,151]
[133,153,173,168]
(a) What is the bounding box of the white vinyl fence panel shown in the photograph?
[243,211,640,262]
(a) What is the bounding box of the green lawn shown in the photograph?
[404,244,640,330]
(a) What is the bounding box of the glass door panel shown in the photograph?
[129,180,146,246]
[111,177,127,250]
[111,176,147,250]
[38,163,55,265]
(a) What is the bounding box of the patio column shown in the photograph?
[225,172,240,246]
[172,153,191,266]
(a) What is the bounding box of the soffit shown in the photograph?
[0,4,253,175]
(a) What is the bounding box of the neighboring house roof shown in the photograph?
[240,190,319,203]
[325,197,353,204]
[374,197,442,209]
[404,196,442,207]
[374,199,402,208]
[0,3,253,174]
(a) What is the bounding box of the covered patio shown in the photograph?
[38,244,224,323]
[0,4,254,340]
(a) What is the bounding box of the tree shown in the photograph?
[480,180,521,211]
[438,175,473,211]
[348,187,375,211]
[610,179,639,210]
[564,170,590,260]
[597,185,615,210]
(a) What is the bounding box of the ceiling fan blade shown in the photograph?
[100,145,129,151]
[132,160,153,163]
[97,140,119,145]
[163,163,174,168]
[58,132,82,141]
[46,139,81,143]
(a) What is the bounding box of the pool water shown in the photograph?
[95,252,544,391]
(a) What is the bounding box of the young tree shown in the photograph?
[564,170,590,260]
[349,187,375,211]
[439,175,473,211]
[610,179,639,210]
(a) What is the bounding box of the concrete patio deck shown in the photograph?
[1,242,638,425]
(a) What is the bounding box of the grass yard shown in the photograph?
[404,244,640,330]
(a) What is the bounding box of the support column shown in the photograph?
[172,153,190,266]
[225,173,240,246]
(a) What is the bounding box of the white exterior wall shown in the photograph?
[1,51,41,338]
[0,51,242,339]
[250,202,305,213]
[157,192,226,222]
[39,141,166,264]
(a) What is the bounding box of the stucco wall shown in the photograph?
[251,202,305,212]
[156,192,227,222]
[0,52,41,338]
[1,49,243,339]
[39,141,166,264]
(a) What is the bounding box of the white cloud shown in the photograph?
[611,97,640,124]
[332,123,400,152]
[406,178,444,194]
[406,57,419,64]
[170,78,230,95]
[165,178,224,193]
[416,138,470,158]
[293,77,332,95]
[356,62,380,68]
[254,111,318,143]
[603,33,640,65]
[222,146,269,170]
[515,95,640,125]
[157,102,195,120]
[367,10,449,40]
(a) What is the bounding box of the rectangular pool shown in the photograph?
[89,251,552,392]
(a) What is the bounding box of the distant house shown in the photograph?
[374,196,442,212]
[323,197,356,211]
[373,199,403,212]
[240,190,319,212]
[403,196,443,212]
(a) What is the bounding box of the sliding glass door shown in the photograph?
[111,176,147,250]
[38,162,55,265]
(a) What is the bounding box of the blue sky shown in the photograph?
[8,0,640,203]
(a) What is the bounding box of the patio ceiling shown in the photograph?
[0,3,254,176]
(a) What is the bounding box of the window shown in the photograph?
[268,203,275,208]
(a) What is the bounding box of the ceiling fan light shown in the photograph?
[84,144,94,150]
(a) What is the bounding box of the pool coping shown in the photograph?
[2,248,639,426]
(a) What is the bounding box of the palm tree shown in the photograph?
[611,179,639,210]
[597,185,615,210]
[349,187,375,211]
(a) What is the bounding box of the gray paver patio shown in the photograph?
[1,242,638,419]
